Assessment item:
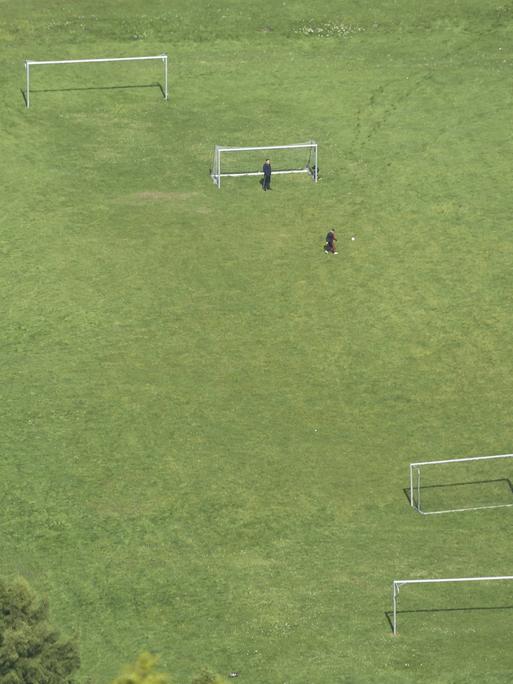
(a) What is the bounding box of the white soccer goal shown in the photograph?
[24,55,168,108]
[409,453,513,515]
[210,142,318,188]
[391,575,513,635]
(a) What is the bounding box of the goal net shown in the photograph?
[409,453,513,514]
[211,142,318,188]
[24,55,168,108]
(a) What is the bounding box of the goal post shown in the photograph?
[211,142,318,188]
[24,54,168,108]
[392,575,513,635]
[409,453,513,515]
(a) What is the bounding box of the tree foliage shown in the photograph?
[111,652,171,684]
[190,669,228,684]
[0,576,80,684]
[111,654,229,684]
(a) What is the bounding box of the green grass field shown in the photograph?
[2,1,513,682]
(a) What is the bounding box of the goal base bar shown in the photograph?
[417,502,513,515]
[211,168,314,181]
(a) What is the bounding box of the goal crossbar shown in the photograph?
[211,142,318,188]
[409,453,513,515]
[216,143,316,153]
[24,54,168,108]
[392,575,513,635]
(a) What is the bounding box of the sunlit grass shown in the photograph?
[1,1,513,682]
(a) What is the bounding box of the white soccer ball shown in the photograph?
[352,236,356,241]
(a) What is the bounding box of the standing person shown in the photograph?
[325,229,338,254]
[262,159,272,191]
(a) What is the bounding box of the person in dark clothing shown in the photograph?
[325,229,338,254]
[262,159,272,191]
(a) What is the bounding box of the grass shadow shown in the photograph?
[403,478,513,506]
[21,82,165,105]
[385,604,513,633]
